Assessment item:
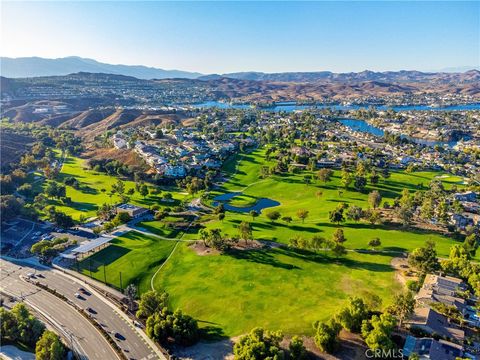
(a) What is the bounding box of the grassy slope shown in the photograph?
[189,148,470,260]
[136,220,181,238]
[150,147,471,336]
[79,231,176,293]
[154,242,401,337]
[40,155,187,220]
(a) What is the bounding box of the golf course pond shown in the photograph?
[212,192,280,213]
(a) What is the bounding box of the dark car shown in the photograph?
[86,307,97,314]
[114,332,125,341]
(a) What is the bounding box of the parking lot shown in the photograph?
[0,218,52,258]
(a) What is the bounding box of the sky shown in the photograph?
[1,1,479,74]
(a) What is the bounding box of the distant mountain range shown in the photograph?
[1,56,478,83]
[200,69,480,83]
[0,56,203,79]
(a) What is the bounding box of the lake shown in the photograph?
[188,101,480,112]
[338,118,460,148]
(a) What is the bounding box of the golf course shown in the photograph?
[74,147,473,337]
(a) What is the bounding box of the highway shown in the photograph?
[0,260,118,360]
[0,258,164,360]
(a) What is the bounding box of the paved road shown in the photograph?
[0,260,118,360]
[0,258,164,360]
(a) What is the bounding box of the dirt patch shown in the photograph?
[391,256,417,286]
[189,241,221,256]
[189,240,268,256]
[174,339,234,360]
[286,331,367,360]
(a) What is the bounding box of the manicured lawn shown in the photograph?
[39,155,187,220]
[154,242,401,337]
[75,147,471,338]
[137,220,181,238]
[191,148,472,260]
[78,231,176,293]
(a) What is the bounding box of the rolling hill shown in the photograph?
[1,56,203,79]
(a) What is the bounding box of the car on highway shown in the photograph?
[26,272,36,278]
[114,332,125,341]
[74,292,85,300]
[78,287,91,296]
[86,307,97,314]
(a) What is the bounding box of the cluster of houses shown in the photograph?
[403,274,479,359]
[452,191,480,231]
[112,126,255,178]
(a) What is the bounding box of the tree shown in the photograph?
[282,216,293,224]
[329,208,345,225]
[361,313,397,351]
[289,336,307,360]
[368,191,382,209]
[139,184,149,198]
[395,205,413,227]
[266,210,281,223]
[354,176,367,192]
[332,228,346,244]
[368,238,381,250]
[369,170,379,185]
[233,327,284,360]
[114,211,132,225]
[346,205,363,222]
[341,169,353,189]
[146,308,198,346]
[313,318,341,353]
[35,330,65,360]
[9,303,45,347]
[112,179,125,196]
[463,233,479,259]
[136,290,169,319]
[331,242,347,258]
[387,291,415,328]
[297,209,309,223]
[218,213,225,222]
[336,297,370,333]
[125,284,137,312]
[364,209,382,225]
[239,221,253,244]
[250,210,259,221]
[408,240,439,274]
[0,195,24,221]
[420,197,434,221]
[317,168,333,183]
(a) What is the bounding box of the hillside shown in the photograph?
[1,56,203,79]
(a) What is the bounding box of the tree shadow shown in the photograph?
[198,325,229,341]
[226,249,301,270]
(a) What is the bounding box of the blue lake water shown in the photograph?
[188,101,480,112]
[212,192,280,213]
[338,118,460,148]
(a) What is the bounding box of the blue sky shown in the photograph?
[1,1,478,73]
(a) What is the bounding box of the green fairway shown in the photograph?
[154,242,401,337]
[75,147,470,338]
[78,231,176,293]
[188,148,471,260]
[136,220,181,238]
[40,155,187,220]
